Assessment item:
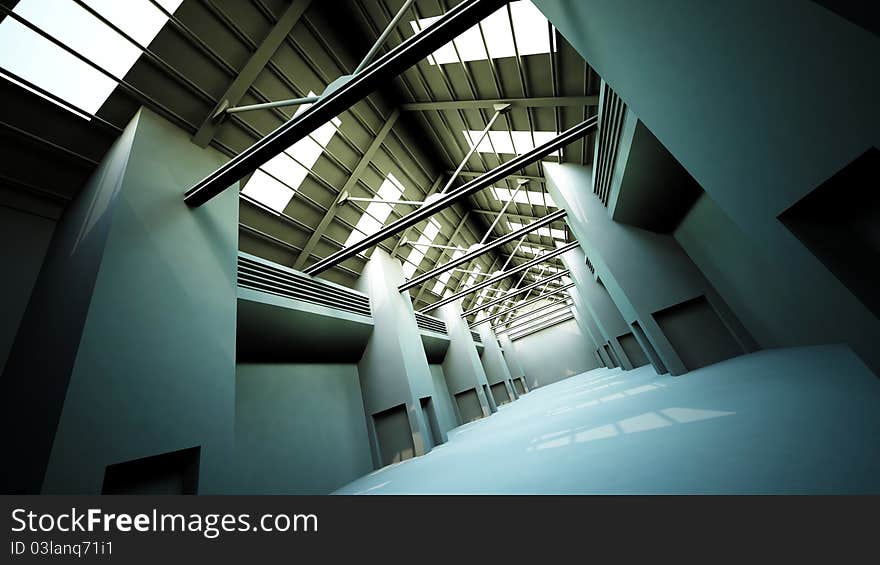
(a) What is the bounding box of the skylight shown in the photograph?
[491,187,556,207]
[402,219,442,278]
[0,0,183,117]
[409,1,553,66]
[344,173,406,247]
[242,92,341,213]
[432,248,466,297]
[463,130,558,155]
[508,221,566,240]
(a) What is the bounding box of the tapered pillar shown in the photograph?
[438,299,495,421]
[476,320,516,407]
[356,249,444,467]
[498,334,528,395]
[1,108,239,494]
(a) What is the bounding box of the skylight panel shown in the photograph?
[345,173,405,247]
[241,170,295,214]
[286,92,341,167]
[463,130,560,156]
[402,219,442,279]
[432,248,465,296]
[410,1,553,66]
[508,221,566,240]
[0,0,182,116]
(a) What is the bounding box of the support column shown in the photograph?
[1,108,239,494]
[355,249,441,467]
[498,333,528,395]
[560,245,635,371]
[476,321,516,407]
[438,300,495,420]
[546,163,757,376]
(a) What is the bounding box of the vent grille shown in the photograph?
[471,330,482,343]
[593,82,626,206]
[585,254,595,274]
[238,254,371,318]
[415,312,447,334]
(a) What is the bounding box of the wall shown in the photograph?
[0,193,56,376]
[513,319,600,388]
[534,0,880,375]
[232,364,372,494]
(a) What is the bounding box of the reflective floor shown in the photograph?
[335,345,880,494]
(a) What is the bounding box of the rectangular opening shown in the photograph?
[102,446,200,495]
[603,344,618,367]
[419,396,444,448]
[618,331,649,368]
[632,320,667,374]
[514,378,526,395]
[482,383,494,414]
[652,295,743,371]
[372,404,415,467]
[778,147,879,319]
[490,381,511,405]
[454,388,483,424]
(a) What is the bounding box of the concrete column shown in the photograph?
[498,333,528,395]
[355,249,442,465]
[560,244,635,371]
[476,321,516,406]
[567,289,613,369]
[438,299,495,420]
[1,108,239,494]
[547,163,757,376]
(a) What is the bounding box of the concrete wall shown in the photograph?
[2,108,239,494]
[233,364,372,494]
[513,319,600,388]
[0,195,56,376]
[438,300,495,418]
[534,0,880,375]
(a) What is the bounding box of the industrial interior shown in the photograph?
[0,0,878,494]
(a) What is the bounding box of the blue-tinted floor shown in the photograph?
[335,345,880,494]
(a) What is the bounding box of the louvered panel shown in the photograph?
[415,312,447,334]
[238,253,371,318]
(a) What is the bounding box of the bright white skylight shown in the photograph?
[345,173,406,246]
[518,243,548,255]
[462,130,558,155]
[0,0,183,116]
[409,1,553,66]
[402,219,442,278]
[432,248,465,296]
[243,92,341,213]
[491,187,556,207]
[508,221,566,240]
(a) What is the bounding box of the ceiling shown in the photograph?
[0,0,600,324]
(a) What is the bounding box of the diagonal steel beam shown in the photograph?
[192,0,314,147]
[304,116,597,275]
[419,242,579,313]
[493,301,573,334]
[470,283,575,327]
[402,95,599,111]
[398,209,567,292]
[184,0,508,206]
[509,313,575,340]
[460,270,569,317]
[292,110,399,270]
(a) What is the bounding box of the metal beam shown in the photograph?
[471,209,562,224]
[402,95,599,111]
[192,0,314,147]
[494,301,573,334]
[509,313,575,341]
[419,242,579,313]
[451,171,545,183]
[460,270,569,317]
[470,283,575,327]
[412,211,470,304]
[184,0,508,206]
[304,116,598,275]
[398,209,567,292]
[291,110,399,270]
